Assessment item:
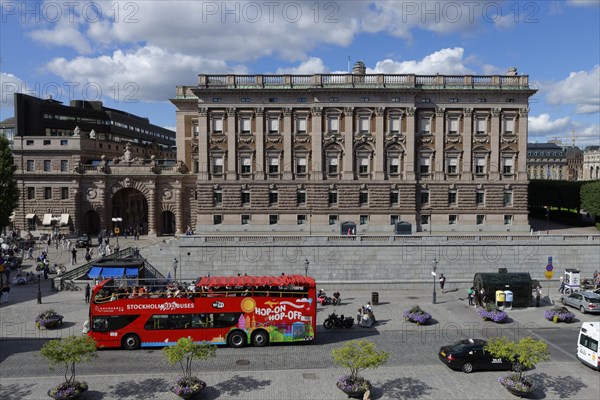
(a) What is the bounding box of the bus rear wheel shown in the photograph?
[228,330,247,348]
[122,333,140,350]
[251,330,269,347]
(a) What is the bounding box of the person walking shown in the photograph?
[535,286,542,307]
[468,287,475,306]
[71,248,77,265]
[85,283,91,304]
[439,274,446,294]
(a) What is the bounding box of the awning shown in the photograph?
[87,267,103,279]
[101,268,126,278]
[42,214,52,226]
[25,213,36,220]
[60,214,70,226]
[125,268,139,277]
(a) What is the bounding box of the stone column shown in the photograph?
[147,186,157,236]
[311,107,323,181]
[405,107,416,180]
[490,109,501,180]
[283,108,293,174]
[517,108,529,180]
[374,107,385,180]
[255,108,265,179]
[198,108,209,181]
[174,184,183,236]
[226,108,237,180]
[343,107,354,180]
[462,108,473,180]
[434,108,445,180]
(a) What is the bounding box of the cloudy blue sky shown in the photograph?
[1,0,599,147]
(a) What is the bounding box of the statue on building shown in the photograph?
[73,126,81,136]
[123,142,134,163]
[89,129,96,139]
[98,155,109,173]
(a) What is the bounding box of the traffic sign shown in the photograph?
[546,264,553,272]
[548,256,552,264]
[114,227,120,234]
[545,271,554,279]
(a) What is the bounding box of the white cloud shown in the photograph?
[45,46,247,102]
[369,48,475,75]
[546,65,600,114]
[528,113,571,133]
[494,14,516,30]
[28,19,92,54]
[275,57,328,74]
[0,72,31,116]
[567,0,600,7]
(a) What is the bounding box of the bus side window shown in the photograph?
[92,317,108,332]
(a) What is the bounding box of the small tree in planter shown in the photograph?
[485,336,550,397]
[331,339,389,399]
[35,309,64,330]
[40,336,98,400]
[163,337,216,399]
[478,304,508,323]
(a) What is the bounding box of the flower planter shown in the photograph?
[478,308,508,323]
[47,381,88,400]
[336,377,371,399]
[499,375,534,398]
[35,310,64,330]
[544,306,575,323]
[170,377,206,399]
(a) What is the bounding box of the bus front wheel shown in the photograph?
[251,330,269,347]
[122,333,140,350]
[228,330,247,348]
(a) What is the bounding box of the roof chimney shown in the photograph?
[352,61,366,75]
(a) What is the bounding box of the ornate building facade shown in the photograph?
[583,146,600,181]
[172,64,536,233]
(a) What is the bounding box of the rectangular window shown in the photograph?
[213,191,222,205]
[448,118,459,134]
[241,97,251,103]
[61,187,69,200]
[296,118,307,133]
[390,117,400,133]
[27,187,35,199]
[476,215,485,225]
[359,117,369,133]
[269,215,278,225]
[506,98,515,103]
[329,97,339,102]
[212,118,223,133]
[241,157,251,174]
[213,215,222,225]
[420,157,430,174]
[449,98,459,103]
[391,97,400,102]
[476,191,485,205]
[327,117,338,133]
[297,191,306,205]
[359,158,369,174]
[390,191,399,205]
[389,158,399,174]
[327,157,338,174]
[478,98,487,103]
[268,118,279,133]
[328,192,337,205]
[26,160,34,171]
[296,97,306,103]
[212,98,222,102]
[269,191,278,204]
[360,215,369,225]
[43,140,51,145]
[503,158,514,174]
[360,97,369,102]
[359,191,368,205]
[241,214,250,225]
[44,187,52,200]
[297,215,306,225]
[193,123,199,137]
[390,215,399,225]
[213,157,223,175]
[476,118,486,134]
[504,215,513,225]
[475,157,486,174]
[504,118,514,134]
[241,191,250,205]
[296,157,307,174]
[449,215,458,225]
[60,139,68,145]
[43,160,51,172]
[268,157,279,174]
[447,157,458,174]
[419,117,431,134]
[26,140,34,146]
[421,98,431,103]
[328,215,338,225]
[241,118,251,133]
[421,215,430,225]
[193,161,199,174]
[503,191,513,206]
[420,191,429,205]
[268,98,278,103]
[448,191,457,205]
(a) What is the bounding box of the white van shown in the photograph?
[578,322,600,371]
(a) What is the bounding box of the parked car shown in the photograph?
[561,292,600,314]
[75,235,91,248]
[11,272,34,285]
[438,338,520,373]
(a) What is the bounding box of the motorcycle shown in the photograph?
[323,311,354,329]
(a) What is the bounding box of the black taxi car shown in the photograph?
[438,338,519,373]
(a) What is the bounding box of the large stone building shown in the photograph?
[9,93,179,236]
[583,146,600,180]
[171,64,536,234]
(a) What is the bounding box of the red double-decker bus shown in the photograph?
[86,274,316,349]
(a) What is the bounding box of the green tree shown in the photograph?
[331,339,389,381]
[40,336,98,386]
[484,336,550,382]
[581,181,600,218]
[163,337,216,380]
[0,135,19,231]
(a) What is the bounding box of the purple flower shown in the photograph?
[544,306,575,322]
[478,308,508,322]
[403,306,432,324]
[498,374,535,392]
[336,376,371,392]
[170,376,206,397]
[49,381,88,400]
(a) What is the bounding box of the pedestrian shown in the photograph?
[474,287,481,307]
[468,286,474,306]
[439,274,446,293]
[85,283,91,304]
[558,275,564,293]
[480,287,487,306]
[535,286,542,307]
[71,248,77,265]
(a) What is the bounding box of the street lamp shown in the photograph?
[432,258,438,304]
[111,217,122,247]
[173,257,178,282]
[304,258,309,277]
